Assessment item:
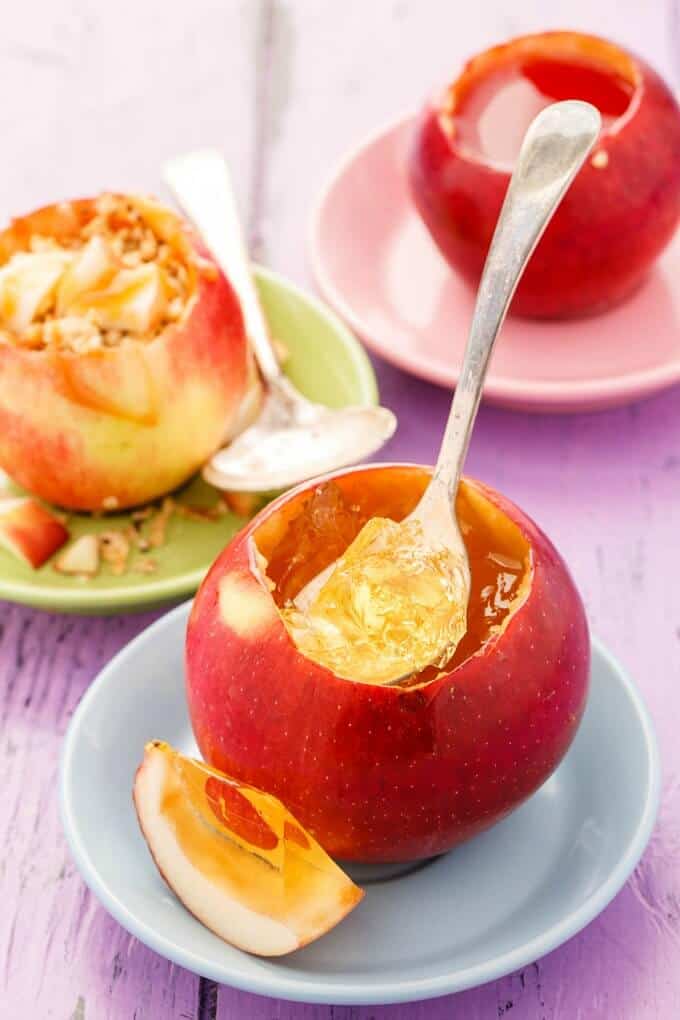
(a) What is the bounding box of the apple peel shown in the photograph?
[133,741,363,957]
[0,497,69,568]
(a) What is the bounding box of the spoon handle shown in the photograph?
[164,150,282,385]
[430,101,601,501]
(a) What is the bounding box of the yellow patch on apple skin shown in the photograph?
[218,572,276,639]
[52,345,158,426]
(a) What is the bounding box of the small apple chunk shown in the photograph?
[53,534,100,578]
[133,741,363,956]
[0,251,72,333]
[0,497,69,568]
[222,490,265,517]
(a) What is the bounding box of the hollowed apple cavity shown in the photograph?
[251,467,531,686]
[442,32,638,168]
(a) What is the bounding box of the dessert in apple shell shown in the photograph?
[410,31,680,317]
[0,193,261,514]
[185,466,590,863]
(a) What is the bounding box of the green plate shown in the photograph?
[0,267,379,615]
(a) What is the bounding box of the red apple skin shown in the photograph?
[0,197,258,511]
[186,465,590,862]
[0,498,69,567]
[409,32,680,319]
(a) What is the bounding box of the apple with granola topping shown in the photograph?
[0,194,260,510]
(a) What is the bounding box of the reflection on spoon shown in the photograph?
[204,386,396,492]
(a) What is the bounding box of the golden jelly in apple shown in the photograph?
[281,514,468,686]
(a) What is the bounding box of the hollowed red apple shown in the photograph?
[0,194,260,510]
[186,464,590,862]
[409,31,680,318]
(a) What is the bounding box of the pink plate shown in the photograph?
[308,115,680,413]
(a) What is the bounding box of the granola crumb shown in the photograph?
[131,506,154,523]
[223,490,261,516]
[120,250,142,268]
[175,503,220,522]
[148,496,175,548]
[103,328,123,346]
[167,297,184,321]
[99,529,131,575]
[134,557,158,575]
[139,235,157,261]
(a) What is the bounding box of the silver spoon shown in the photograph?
[294,101,600,683]
[163,151,397,493]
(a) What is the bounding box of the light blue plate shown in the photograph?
[60,603,660,1006]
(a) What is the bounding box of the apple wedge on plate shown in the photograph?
[0,497,68,567]
[133,741,363,957]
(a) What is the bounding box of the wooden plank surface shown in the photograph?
[1,1,679,1017]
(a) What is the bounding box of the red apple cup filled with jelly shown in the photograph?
[0,194,260,511]
[186,464,590,863]
[410,31,680,319]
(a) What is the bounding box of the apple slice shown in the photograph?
[0,251,72,333]
[53,534,100,577]
[56,235,117,314]
[71,262,168,334]
[133,742,363,956]
[0,497,69,568]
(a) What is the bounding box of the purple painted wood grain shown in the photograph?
[1,0,680,1017]
[0,605,202,1017]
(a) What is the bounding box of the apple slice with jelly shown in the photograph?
[133,741,363,956]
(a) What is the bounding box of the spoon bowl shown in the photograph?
[204,377,396,493]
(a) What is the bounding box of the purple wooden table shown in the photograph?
[1,2,679,1017]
